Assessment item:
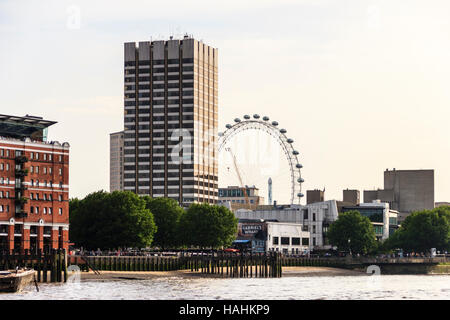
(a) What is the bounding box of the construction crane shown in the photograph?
[225,147,249,205]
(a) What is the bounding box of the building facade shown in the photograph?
[341,200,399,240]
[232,200,339,250]
[364,169,434,221]
[306,189,324,204]
[123,36,218,205]
[0,114,70,253]
[218,185,265,210]
[235,219,311,254]
[110,131,124,191]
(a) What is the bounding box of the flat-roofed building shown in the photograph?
[110,131,124,191]
[0,114,70,253]
[123,36,218,205]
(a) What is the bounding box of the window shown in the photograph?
[30,206,34,214]
[49,168,52,174]
[43,208,47,214]
[0,191,2,198]
[272,236,279,245]
[313,238,316,246]
[313,225,316,234]
[292,237,300,245]
[31,179,34,186]
[43,154,47,161]
[30,152,34,159]
[43,194,47,201]
[303,209,308,220]
[35,153,38,160]
[281,237,290,245]
[43,167,47,174]
[48,208,52,215]
[58,195,63,201]
[313,213,316,222]
[58,208,62,215]
[35,166,39,174]
[59,155,62,162]
[0,163,3,170]
[302,238,309,245]
[35,207,39,214]
[36,193,39,200]
[30,193,33,200]
[6,164,9,171]
[5,191,9,198]
[30,166,33,173]
[59,168,62,175]
[0,205,3,212]
[302,225,308,232]
[36,180,39,187]
[49,154,52,161]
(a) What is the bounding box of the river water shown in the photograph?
[1,274,449,300]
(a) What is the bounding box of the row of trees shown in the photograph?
[327,206,450,255]
[69,191,238,250]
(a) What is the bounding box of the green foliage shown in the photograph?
[142,196,185,249]
[327,210,377,255]
[69,191,157,250]
[384,206,450,253]
[179,203,238,249]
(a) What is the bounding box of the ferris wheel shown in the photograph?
[218,114,304,205]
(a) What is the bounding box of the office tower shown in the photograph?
[123,36,218,205]
[110,131,124,191]
[0,114,70,253]
[306,189,324,204]
[343,189,360,205]
[364,168,435,221]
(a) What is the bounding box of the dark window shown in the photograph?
[302,238,309,245]
[292,237,300,245]
[281,237,289,245]
[272,237,279,245]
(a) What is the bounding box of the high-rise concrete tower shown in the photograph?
[123,36,219,205]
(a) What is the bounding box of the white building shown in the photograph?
[233,200,339,250]
[266,222,311,254]
[342,200,399,240]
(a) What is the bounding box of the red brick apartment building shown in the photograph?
[0,114,69,253]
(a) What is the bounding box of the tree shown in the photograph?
[179,203,238,249]
[327,210,377,255]
[142,197,185,249]
[385,206,450,253]
[69,191,157,250]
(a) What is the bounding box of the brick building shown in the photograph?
[0,114,69,253]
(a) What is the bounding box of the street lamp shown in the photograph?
[348,238,352,257]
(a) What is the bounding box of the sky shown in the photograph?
[1,0,449,204]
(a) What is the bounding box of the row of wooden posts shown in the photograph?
[0,250,352,282]
[73,252,284,278]
[0,249,68,283]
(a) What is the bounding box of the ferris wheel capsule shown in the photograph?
[297,178,304,183]
[263,116,270,121]
[280,129,287,134]
[234,118,241,123]
[244,115,251,120]
[218,132,224,136]
[297,193,304,198]
[225,124,232,129]
[253,114,260,119]
[271,121,278,126]
[287,138,294,144]
[296,163,303,169]
[293,150,299,155]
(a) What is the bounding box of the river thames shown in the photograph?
[2,274,449,300]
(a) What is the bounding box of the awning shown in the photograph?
[233,239,251,244]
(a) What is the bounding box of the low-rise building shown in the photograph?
[235,219,311,254]
[341,200,399,240]
[218,185,265,210]
[232,200,339,250]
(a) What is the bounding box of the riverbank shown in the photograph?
[73,266,365,281]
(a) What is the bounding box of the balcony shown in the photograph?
[14,197,28,205]
[14,156,28,163]
[15,169,29,177]
[15,209,28,219]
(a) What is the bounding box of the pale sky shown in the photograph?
[1,0,449,204]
